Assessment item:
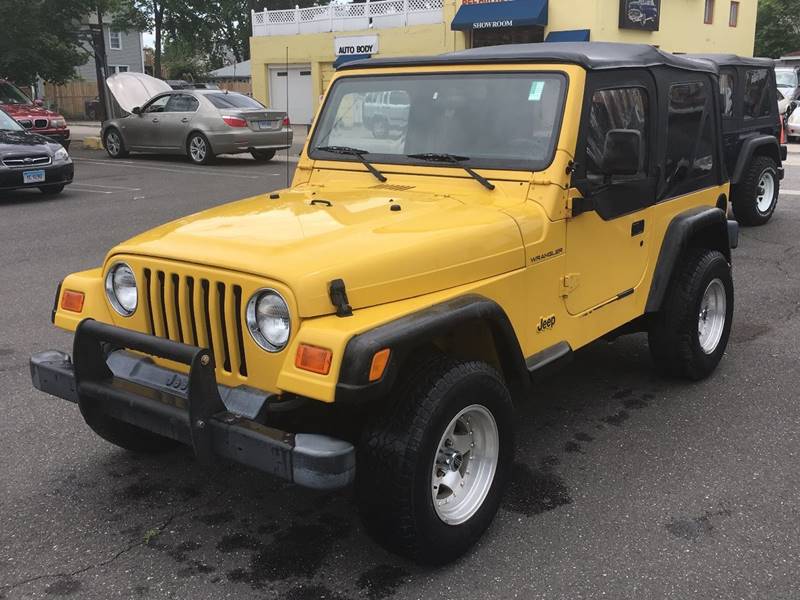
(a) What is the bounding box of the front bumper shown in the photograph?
[0,162,74,191]
[31,319,355,490]
[207,128,293,155]
[42,130,71,149]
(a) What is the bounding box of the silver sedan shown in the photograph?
[102,90,293,165]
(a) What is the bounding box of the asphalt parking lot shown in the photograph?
[1,144,799,600]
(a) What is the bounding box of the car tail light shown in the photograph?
[223,116,248,128]
[282,116,290,127]
[295,344,332,375]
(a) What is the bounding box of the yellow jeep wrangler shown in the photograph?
[31,43,739,565]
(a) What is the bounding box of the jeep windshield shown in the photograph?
[309,72,566,172]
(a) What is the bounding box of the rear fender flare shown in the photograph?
[645,207,730,313]
[730,136,781,184]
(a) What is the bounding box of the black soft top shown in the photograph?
[684,53,774,68]
[338,42,718,74]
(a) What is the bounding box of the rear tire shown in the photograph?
[731,156,779,226]
[356,355,514,565]
[648,248,733,380]
[104,128,129,158]
[187,132,214,165]
[251,149,276,161]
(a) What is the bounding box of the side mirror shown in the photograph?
[34,98,44,107]
[132,106,141,115]
[600,129,643,176]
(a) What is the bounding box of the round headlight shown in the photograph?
[105,262,138,316]
[246,289,291,352]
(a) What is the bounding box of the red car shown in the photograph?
[0,80,70,149]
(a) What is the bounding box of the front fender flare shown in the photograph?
[335,294,530,404]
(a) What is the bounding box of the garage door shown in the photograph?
[269,65,314,125]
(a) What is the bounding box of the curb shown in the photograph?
[82,136,103,150]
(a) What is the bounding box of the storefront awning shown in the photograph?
[545,29,590,42]
[451,0,547,31]
[333,54,371,69]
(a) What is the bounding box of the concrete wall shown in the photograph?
[548,0,756,56]
[250,0,757,114]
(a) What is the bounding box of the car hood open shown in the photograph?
[106,72,172,113]
[110,188,528,317]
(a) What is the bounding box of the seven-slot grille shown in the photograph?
[2,154,51,167]
[143,268,248,377]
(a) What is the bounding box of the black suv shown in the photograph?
[689,54,786,226]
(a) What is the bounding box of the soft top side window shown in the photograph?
[719,72,734,118]
[743,68,771,119]
[585,87,648,180]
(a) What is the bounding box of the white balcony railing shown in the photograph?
[252,0,444,37]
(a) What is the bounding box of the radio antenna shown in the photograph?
[285,46,290,189]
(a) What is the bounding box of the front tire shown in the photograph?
[732,156,779,226]
[104,128,128,158]
[356,356,514,565]
[187,132,214,165]
[648,249,734,380]
[39,184,65,195]
[82,411,180,454]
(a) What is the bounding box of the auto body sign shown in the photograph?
[335,35,378,56]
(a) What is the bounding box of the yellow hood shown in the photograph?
[110,188,526,317]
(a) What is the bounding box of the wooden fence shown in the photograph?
[43,81,99,120]
[43,78,253,120]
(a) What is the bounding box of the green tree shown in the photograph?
[0,0,95,85]
[755,0,800,58]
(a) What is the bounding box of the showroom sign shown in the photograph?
[334,35,379,56]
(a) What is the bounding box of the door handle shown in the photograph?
[181,117,190,123]
[631,220,645,236]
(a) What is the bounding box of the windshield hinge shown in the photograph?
[328,278,353,317]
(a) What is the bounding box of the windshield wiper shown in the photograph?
[406,153,495,191]
[315,146,386,182]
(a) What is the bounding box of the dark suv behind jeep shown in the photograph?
[689,54,786,226]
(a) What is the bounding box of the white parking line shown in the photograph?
[781,189,800,196]
[72,182,142,191]
[68,186,114,194]
[73,158,261,180]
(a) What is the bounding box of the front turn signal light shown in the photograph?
[295,344,332,375]
[369,348,391,382]
[60,290,85,313]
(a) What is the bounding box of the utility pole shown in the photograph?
[89,7,110,122]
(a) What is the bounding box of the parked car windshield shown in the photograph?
[309,72,567,171]
[205,92,265,109]
[0,109,23,131]
[776,69,798,89]
[0,81,31,105]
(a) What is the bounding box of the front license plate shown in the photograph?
[23,169,45,184]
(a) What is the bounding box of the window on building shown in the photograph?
[743,69,771,119]
[585,87,648,179]
[108,65,129,75]
[704,0,714,24]
[471,25,544,49]
[109,30,122,50]
[719,72,734,117]
[729,1,739,27]
[664,81,714,197]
